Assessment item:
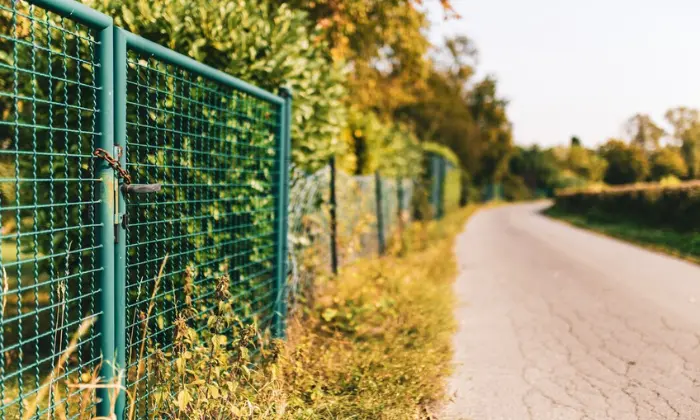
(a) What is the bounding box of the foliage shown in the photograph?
[625,113,665,151]
[88,0,347,170]
[342,107,423,176]
[553,181,700,232]
[468,77,514,185]
[396,38,513,202]
[650,147,688,181]
[285,0,454,115]
[501,173,532,201]
[121,205,477,419]
[422,141,461,167]
[665,106,700,179]
[566,144,608,182]
[508,146,559,193]
[599,139,650,185]
[283,206,476,418]
[396,69,480,175]
[150,298,286,418]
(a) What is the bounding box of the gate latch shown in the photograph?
[121,184,162,194]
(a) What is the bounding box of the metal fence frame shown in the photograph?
[0,0,290,417]
[1,1,458,417]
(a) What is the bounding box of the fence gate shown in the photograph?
[0,0,291,418]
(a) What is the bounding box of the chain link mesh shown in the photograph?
[287,165,416,299]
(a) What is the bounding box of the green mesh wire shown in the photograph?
[0,0,101,418]
[122,48,282,416]
[287,166,331,298]
[0,1,446,418]
[287,166,415,273]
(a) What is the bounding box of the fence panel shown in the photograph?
[0,0,113,418]
[0,0,450,418]
[116,31,288,417]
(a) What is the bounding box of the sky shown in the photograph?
[423,0,700,148]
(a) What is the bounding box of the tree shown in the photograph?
[508,146,560,193]
[570,136,581,147]
[566,145,608,182]
[286,0,455,115]
[649,147,688,181]
[665,107,700,178]
[680,128,700,179]
[468,77,514,185]
[625,114,665,151]
[600,139,650,185]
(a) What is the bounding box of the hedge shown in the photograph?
[553,181,700,231]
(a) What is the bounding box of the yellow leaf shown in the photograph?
[176,390,192,412]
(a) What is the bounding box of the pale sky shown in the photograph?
[424,0,700,148]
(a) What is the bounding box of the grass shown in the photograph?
[544,205,700,265]
[280,205,477,418]
[0,206,477,419]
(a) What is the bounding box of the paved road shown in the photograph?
[443,202,700,420]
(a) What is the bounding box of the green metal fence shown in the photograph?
[0,0,290,418]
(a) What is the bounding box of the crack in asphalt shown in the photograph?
[442,203,700,420]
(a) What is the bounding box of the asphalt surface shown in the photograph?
[442,202,700,420]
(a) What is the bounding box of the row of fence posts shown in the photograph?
[327,153,448,275]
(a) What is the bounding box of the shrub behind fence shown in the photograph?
[287,154,456,298]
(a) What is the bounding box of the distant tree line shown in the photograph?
[503,107,700,199]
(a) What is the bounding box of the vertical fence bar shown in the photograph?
[436,157,446,220]
[397,177,405,231]
[329,156,339,275]
[274,87,292,338]
[430,154,439,219]
[112,27,127,419]
[95,24,115,418]
[375,170,385,256]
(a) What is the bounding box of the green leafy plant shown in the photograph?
[88,0,347,171]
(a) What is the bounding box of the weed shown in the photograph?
[280,206,477,418]
[26,207,476,419]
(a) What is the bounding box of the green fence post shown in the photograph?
[430,154,439,219]
[274,87,292,338]
[397,177,404,229]
[329,156,339,275]
[95,23,115,418]
[375,170,385,255]
[112,26,127,418]
[437,157,446,219]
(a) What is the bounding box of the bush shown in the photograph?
[650,147,688,181]
[600,139,650,185]
[553,181,700,231]
[88,0,347,171]
[502,173,532,201]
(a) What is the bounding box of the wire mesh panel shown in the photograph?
[121,37,285,416]
[287,165,331,298]
[334,173,378,263]
[0,1,109,418]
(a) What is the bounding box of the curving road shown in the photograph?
[443,202,700,420]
